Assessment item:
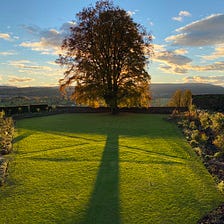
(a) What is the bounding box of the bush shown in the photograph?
[198,111,211,130]
[189,121,197,130]
[0,114,14,155]
[213,134,224,151]
[211,113,224,135]
[0,159,8,186]
[199,132,209,144]
[181,119,190,128]
[218,181,224,194]
[190,139,199,148]
[214,151,224,159]
[172,107,224,222]
[191,129,201,142]
[194,147,202,157]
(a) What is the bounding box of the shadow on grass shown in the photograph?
[13,132,33,143]
[80,132,120,224]
[16,114,193,223]
[18,143,89,157]
[30,157,100,163]
[45,131,106,143]
[122,144,188,161]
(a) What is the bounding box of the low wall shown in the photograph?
[0,104,51,115]
[56,106,188,114]
[11,106,188,120]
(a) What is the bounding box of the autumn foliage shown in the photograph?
[57,0,152,113]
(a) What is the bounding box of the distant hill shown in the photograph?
[0,86,61,98]
[0,83,223,99]
[150,83,224,98]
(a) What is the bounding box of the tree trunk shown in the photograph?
[111,106,118,115]
[111,97,118,115]
[104,91,119,115]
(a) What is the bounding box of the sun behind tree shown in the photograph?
[57,0,153,114]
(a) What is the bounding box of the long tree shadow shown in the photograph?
[81,132,120,224]
[13,132,33,143]
[16,114,191,223]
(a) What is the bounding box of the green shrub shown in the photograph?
[218,181,224,194]
[199,132,209,144]
[198,111,211,129]
[193,147,202,157]
[191,129,201,142]
[181,119,190,128]
[189,121,197,130]
[214,151,224,159]
[211,113,224,135]
[190,139,199,148]
[0,159,8,186]
[0,116,14,155]
[213,134,224,151]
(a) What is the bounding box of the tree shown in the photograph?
[168,89,192,108]
[181,89,192,107]
[168,90,182,107]
[57,0,152,114]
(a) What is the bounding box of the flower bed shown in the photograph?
[0,112,14,155]
[170,108,224,223]
[0,112,14,187]
[0,159,9,186]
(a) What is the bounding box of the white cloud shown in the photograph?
[155,51,192,65]
[47,61,57,66]
[9,60,53,71]
[0,51,16,56]
[202,44,224,60]
[20,40,59,55]
[127,11,136,16]
[9,60,31,66]
[0,33,11,40]
[189,61,224,72]
[153,44,166,52]
[153,50,192,74]
[21,24,41,35]
[183,75,224,86]
[173,48,188,55]
[172,10,191,22]
[167,14,224,46]
[172,16,183,22]
[20,22,76,55]
[8,75,34,83]
[179,11,191,17]
[153,45,224,74]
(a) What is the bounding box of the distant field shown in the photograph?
[0,113,223,224]
[151,97,169,106]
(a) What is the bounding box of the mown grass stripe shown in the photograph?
[0,113,223,224]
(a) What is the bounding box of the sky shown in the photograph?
[0,0,224,87]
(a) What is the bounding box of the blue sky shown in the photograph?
[0,0,224,87]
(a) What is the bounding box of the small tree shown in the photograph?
[57,0,152,114]
[168,90,182,107]
[168,89,192,108]
[181,89,192,108]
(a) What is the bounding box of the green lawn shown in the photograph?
[0,113,223,224]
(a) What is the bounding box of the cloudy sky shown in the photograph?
[0,0,224,87]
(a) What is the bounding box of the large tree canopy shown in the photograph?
[57,0,153,113]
